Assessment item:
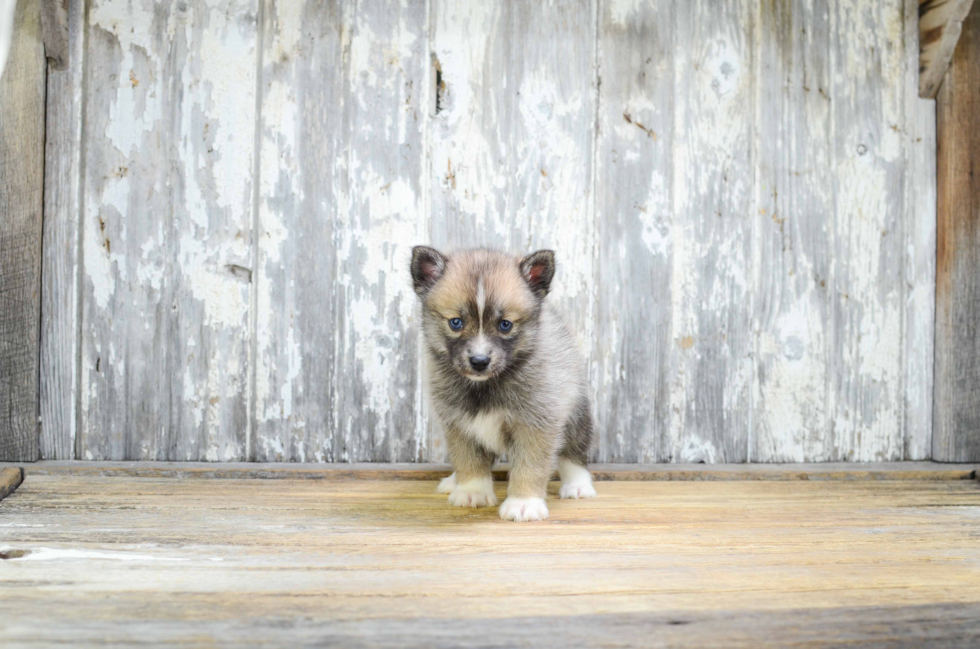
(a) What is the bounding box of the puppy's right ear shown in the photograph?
[411,246,448,297]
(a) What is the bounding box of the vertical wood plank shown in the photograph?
[829,0,907,461]
[255,0,428,462]
[934,3,980,462]
[334,0,429,462]
[668,0,754,463]
[752,0,834,461]
[593,0,673,462]
[79,0,257,460]
[0,0,45,462]
[254,0,345,462]
[903,0,936,460]
[428,0,596,461]
[40,0,85,460]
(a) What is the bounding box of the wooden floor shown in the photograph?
[2,471,980,647]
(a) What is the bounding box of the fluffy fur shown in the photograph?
[411,246,596,522]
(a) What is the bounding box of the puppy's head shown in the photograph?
[410,246,555,382]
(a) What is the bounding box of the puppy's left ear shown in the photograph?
[519,250,556,298]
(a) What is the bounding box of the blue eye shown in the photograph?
[448,318,463,331]
[498,319,513,333]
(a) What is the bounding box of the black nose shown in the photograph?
[469,355,491,371]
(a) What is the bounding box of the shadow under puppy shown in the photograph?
[411,246,596,522]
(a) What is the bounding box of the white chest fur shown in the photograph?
[460,411,507,454]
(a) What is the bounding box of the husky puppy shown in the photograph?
[410,246,596,522]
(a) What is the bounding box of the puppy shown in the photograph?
[410,246,596,522]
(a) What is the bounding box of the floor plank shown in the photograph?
[1,475,979,647]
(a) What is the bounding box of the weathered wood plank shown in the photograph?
[333,0,429,462]
[253,0,346,462]
[830,0,908,461]
[79,0,257,460]
[753,0,834,462]
[904,0,938,460]
[3,599,980,648]
[4,460,977,481]
[254,0,428,462]
[252,0,342,462]
[0,466,24,501]
[2,476,980,646]
[593,0,673,462]
[918,0,975,98]
[427,0,597,461]
[668,0,754,462]
[934,3,980,462]
[0,0,45,463]
[40,0,84,460]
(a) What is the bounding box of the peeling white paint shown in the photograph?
[68,0,933,464]
[91,0,162,157]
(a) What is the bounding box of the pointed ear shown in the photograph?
[519,250,556,298]
[411,246,448,297]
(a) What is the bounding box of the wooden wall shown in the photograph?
[37,0,937,463]
[0,0,46,462]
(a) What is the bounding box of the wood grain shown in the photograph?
[333,0,429,462]
[39,0,84,460]
[904,0,938,461]
[934,3,980,462]
[78,0,257,460]
[253,0,428,463]
[753,0,834,462]
[1,475,980,646]
[669,0,754,462]
[253,0,349,462]
[0,0,45,463]
[593,0,673,462]
[830,0,908,461]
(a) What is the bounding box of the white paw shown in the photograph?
[498,497,549,522]
[559,481,597,499]
[436,472,457,494]
[447,476,497,508]
[558,459,597,499]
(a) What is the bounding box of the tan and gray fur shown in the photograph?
[411,246,596,522]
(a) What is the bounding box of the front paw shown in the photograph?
[558,460,597,499]
[559,481,597,499]
[448,476,497,508]
[498,497,549,522]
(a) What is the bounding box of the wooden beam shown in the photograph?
[0,0,45,462]
[934,5,980,461]
[39,0,83,459]
[919,0,976,97]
